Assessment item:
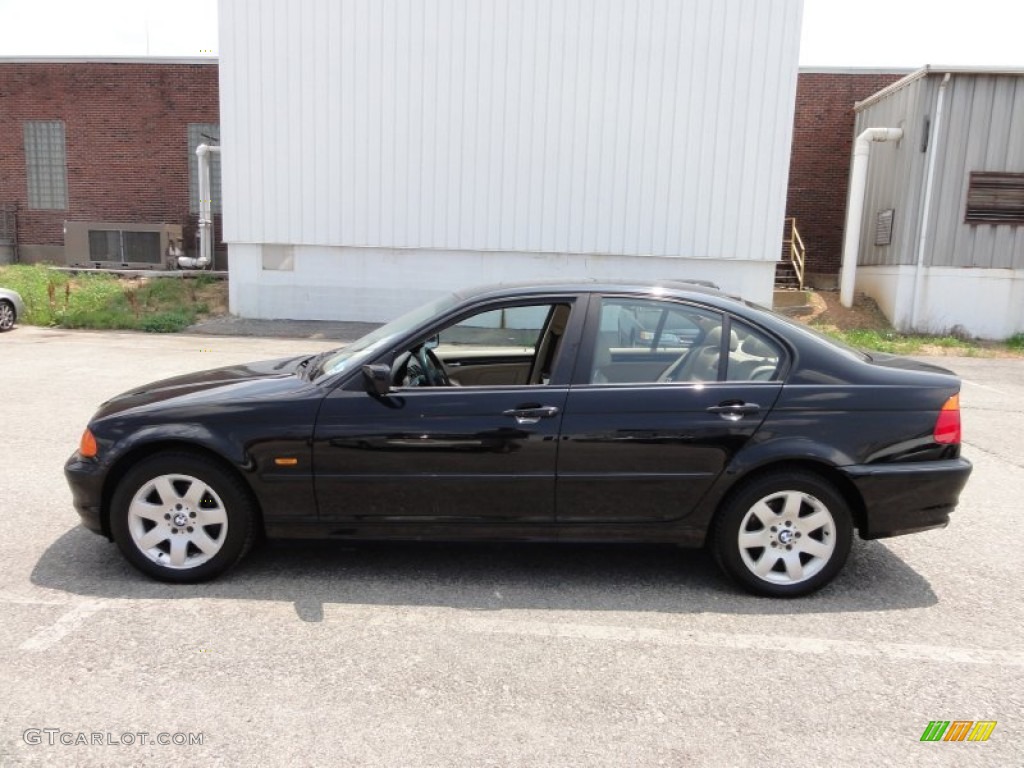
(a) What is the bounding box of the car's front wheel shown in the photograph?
[712,471,852,597]
[110,452,256,583]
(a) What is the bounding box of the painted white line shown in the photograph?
[0,593,70,607]
[460,618,1024,668]
[961,379,1009,395]
[18,600,107,652]
[332,607,1024,667]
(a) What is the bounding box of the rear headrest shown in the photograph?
[741,335,774,357]
[704,326,738,351]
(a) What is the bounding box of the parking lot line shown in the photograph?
[460,615,1024,668]
[18,600,107,652]
[961,378,1009,395]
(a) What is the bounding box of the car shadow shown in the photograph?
[30,527,937,621]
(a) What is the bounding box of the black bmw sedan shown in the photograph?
[65,280,971,596]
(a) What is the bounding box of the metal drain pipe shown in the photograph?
[190,143,221,269]
[839,127,904,307]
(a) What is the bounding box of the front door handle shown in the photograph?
[502,405,561,424]
[706,402,761,421]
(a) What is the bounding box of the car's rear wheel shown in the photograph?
[110,452,256,583]
[0,300,15,331]
[712,471,852,597]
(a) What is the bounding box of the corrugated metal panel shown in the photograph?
[857,72,1024,270]
[853,76,928,267]
[219,0,802,262]
[930,74,1024,269]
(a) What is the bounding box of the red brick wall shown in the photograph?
[0,61,220,260]
[785,71,907,276]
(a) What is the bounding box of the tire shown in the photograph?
[712,471,852,597]
[110,452,256,583]
[0,300,14,331]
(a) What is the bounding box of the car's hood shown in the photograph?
[93,354,318,420]
[0,287,25,309]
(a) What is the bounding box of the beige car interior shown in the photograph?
[590,303,781,386]
[431,303,572,387]
[404,297,780,388]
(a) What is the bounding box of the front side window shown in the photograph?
[437,305,551,351]
[397,302,573,388]
[24,120,68,210]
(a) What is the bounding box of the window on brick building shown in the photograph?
[24,121,68,210]
[188,124,222,215]
[965,172,1024,224]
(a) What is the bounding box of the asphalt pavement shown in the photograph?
[0,326,1020,766]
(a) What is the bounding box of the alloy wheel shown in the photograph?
[736,490,837,586]
[126,473,229,569]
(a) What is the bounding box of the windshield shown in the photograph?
[313,293,461,379]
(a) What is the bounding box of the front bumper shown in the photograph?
[64,453,109,538]
[841,458,972,539]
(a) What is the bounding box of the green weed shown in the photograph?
[0,264,217,333]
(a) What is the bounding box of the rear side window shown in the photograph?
[728,321,783,381]
[590,297,725,384]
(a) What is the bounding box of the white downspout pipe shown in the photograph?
[193,143,221,269]
[839,127,904,307]
[909,73,951,331]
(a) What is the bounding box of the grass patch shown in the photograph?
[0,264,222,333]
[812,324,1024,357]
[813,325,972,355]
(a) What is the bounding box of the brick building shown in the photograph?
[0,57,220,266]
[784,68,909,286]
[2,57,907,286]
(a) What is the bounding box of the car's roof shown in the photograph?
[452,278,736,303]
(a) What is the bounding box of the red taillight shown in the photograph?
[933,394,961,445]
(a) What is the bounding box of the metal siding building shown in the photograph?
[218,0,803,321]
[852,68,1024,338]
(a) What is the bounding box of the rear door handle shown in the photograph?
[706,402,761,421]
[502,405,561,424]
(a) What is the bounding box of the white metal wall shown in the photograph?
[219,0,802,263]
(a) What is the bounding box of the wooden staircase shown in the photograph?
[775,217,806,290]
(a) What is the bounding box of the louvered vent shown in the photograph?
[875,209,894,246]
[965,172,1024,223]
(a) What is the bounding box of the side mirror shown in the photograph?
[362,364,392,397]
[424,334,440,350]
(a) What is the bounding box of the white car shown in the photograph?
[0,287,25,331]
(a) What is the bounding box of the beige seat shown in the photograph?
[727,334,780,381]
[529,304,572,384]
[658,326,737,382]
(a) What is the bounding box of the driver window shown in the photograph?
[438,306,549,350]
[398,302,572,387]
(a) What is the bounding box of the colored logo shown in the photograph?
[920,721,997,742]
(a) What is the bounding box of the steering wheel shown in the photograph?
[415,345,450,387]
